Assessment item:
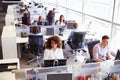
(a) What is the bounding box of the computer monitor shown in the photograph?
[30,25,41,33]
[80,63,100,76]
[47,73,72,80]
[66,22,74,29]
[115,49,120,60]
[44,59,67,67]
[35,66,68,80]
[66,20,75,29]
[114,60,120,65]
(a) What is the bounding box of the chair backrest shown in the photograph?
[87,40,100,59]
[71,32,86,49]
[29,35,44,55]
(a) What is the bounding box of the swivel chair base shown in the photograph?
[70,49,86,62]
[27,55,42,67]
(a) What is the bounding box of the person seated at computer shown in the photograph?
[93,35,112,62]
[30,26,41,35]
[67,22,80,48]
[43,35,64,60]
[55,15,66,26]
[37,16,43,25]
[30,26,45,46]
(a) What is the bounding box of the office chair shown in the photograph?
[69,32,86,62]
[27,35,44,67]
[86,40,100,63]
[46,28,54,35]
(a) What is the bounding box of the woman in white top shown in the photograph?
[55,15,66,26]
[43,35,64,60]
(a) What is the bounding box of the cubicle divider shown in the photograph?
[12,60,120,80]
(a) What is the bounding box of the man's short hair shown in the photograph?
[102,35,109,40]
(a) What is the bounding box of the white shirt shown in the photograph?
[56,21,65,26]
[93,43,110,60]
[43,48,64,60]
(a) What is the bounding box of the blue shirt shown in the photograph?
[68,28,80,40]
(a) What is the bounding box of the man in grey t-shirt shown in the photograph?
[93,35,111,62]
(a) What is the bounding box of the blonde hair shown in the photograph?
[73,22,78,29]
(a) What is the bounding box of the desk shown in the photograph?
[0,58,20,80]
[16,37,28,43]
[0,72,16,80]
[16,37,28,58]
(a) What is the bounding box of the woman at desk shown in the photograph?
[43,35,64,60]
[30,26,42,35]
[30,26,45,46]
[55,15,66,26]
[37,16,43,25]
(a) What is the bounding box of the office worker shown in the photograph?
[93,35,111,62]
[67,22,80,48]
[30,26,41,35]
[30,27,45,46]
[43,35,64,60]
[55,15,66,25]
[37,16,43,25]
[22,6,31,25]
[46,8,55,25]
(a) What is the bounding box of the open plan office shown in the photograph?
[0,0,120,80]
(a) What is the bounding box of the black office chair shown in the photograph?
[86,40,100,63]
[27,35,44,66]
[68,32,86,62]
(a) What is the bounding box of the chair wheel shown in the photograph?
[67,57,69,59]
[37,65,40,67]
[75,60,77,62]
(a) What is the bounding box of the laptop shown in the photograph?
[44,59,67,67]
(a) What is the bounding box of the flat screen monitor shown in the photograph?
[44,59,67,67]
[36,66,68,80]
[47,73,72,80]
[66,20,75,29]
[30,26,41,33]
[114,60,120,65]
[115,49,120,60]
[67,22,74,29]
[46,28,54,35]
[80,63,100,76]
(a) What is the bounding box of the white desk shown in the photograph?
[0,58,20,69]
[0,72,16,80]
[0,58,20,80]
[16,37,28,43]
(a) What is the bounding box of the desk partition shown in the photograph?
[1,26,17,59]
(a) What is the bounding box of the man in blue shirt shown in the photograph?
[67,22,80,48]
